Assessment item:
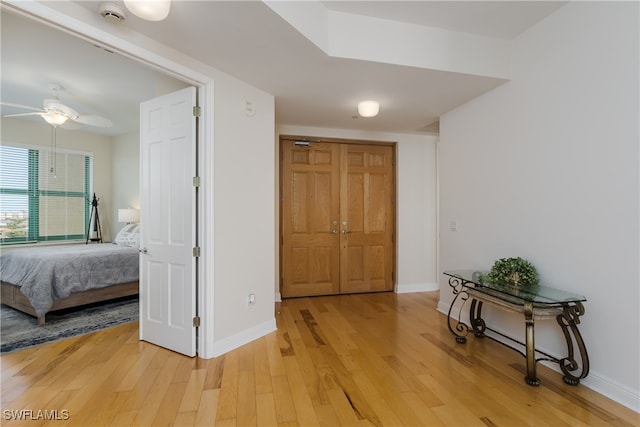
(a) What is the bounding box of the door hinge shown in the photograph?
[193,246,201,257]
[193,176,201,187]
[193,316,201,327]
[193,106,201,117]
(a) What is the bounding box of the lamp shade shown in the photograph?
[118,208,140,223]
[123,0,170,21]
[357,100,379,118]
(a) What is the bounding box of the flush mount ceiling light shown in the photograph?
[123,0,171,21]
[357,100,379,118]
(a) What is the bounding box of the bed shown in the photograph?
[0,224,140,325]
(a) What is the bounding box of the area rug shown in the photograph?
[1,296,138,354]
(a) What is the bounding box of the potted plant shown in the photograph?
[482,257,539,287]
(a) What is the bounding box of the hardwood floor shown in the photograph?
[1,291,637,426]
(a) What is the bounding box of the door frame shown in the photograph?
[279,134,397,297]
[6,1,216,359]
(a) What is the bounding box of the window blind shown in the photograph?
[0,144,92,244]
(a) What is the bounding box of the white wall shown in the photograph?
[275,125,439,297]
[438,2,639,411]
[211,74,277,352]
[111,132,140,241]
[1,117,114,238]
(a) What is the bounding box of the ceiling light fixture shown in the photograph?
[41,111,68,126]
[357,100,379,118]
[123,0,171,21]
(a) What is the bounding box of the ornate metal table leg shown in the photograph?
[524,301,540,386]
[557,302,589,385]
[470,299,486,338]
[447,277,470,343]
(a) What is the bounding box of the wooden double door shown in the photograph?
[280,137,396,297]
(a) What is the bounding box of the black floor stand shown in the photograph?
[86,193,102,244]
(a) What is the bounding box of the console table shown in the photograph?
[443,270,589,386]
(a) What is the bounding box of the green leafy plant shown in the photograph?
[483,257,539,287]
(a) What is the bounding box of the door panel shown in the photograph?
[281,139,395,297]
[140,86,196,356]
[282,142,340,297]
[340,144,394,294]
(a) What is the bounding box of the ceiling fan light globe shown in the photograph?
[41,111,68,126]
[124,0,170,21]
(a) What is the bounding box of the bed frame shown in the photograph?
[1,281,139,325]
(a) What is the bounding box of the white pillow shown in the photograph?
[114,223,140,247]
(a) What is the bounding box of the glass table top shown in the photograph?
[444,270,586,305]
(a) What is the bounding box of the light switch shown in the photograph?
[450,221,458,232]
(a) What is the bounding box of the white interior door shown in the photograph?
[139,86,197,356]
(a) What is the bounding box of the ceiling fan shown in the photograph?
[1,84,113,128]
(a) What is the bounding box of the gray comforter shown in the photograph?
[0,243,139,316]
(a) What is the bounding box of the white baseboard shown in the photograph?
[437,300,450,315]
[537,360,640,413]
[275,292,282,302]
[579,372,640,413]
[435,302,639,413]
[210,318,277,358]
[395,282,439,293]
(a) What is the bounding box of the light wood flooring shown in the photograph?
[1,291,638,426]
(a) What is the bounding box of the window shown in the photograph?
[0,144,92,244]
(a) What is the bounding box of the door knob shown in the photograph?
[332,230,338,234]
[342,230,351,234]
[139,247,148,254]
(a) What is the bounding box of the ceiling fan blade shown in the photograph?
[0,101,44,112]
[73,114,113,127]
[2,112,44,118]
[60,121,82,130]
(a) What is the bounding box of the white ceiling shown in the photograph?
[321,1,565,39]
[1,1,567,136]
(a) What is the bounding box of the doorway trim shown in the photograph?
[4,1,216,359]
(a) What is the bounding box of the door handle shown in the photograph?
[139,247,148,254]
[342,230,351,234]
[331,230,338,234]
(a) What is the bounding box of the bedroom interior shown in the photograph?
[0,9,189,327]
[1,0,638,423]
